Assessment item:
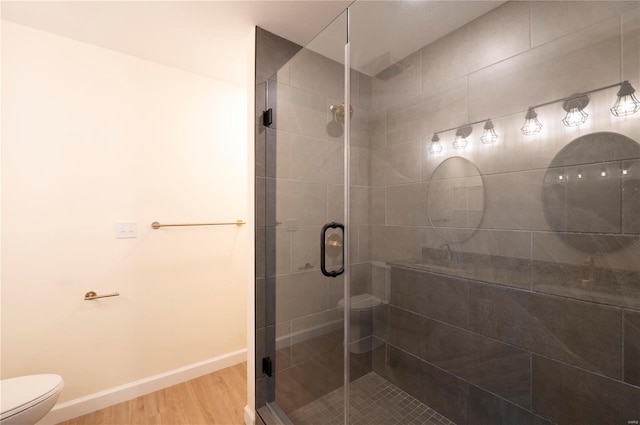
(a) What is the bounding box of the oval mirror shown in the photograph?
[542,132,640,254]
[427,156,485,243]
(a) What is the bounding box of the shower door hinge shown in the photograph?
[262,356,273,377]
[262,108,273,127]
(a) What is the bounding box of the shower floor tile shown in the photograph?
[288,372,456,425]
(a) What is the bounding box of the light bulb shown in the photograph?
[453,135,468,149]
[521,107,542,136]
[562,107,588,127]
[481,119,498,144]
[611,81,640,117]
[429,133,443,154]
[453,126,472,149]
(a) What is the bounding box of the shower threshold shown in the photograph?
[288,372,456,425]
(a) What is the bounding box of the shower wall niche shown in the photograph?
[256,1,640,424]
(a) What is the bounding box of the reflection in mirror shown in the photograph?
[427,156,485,243]
[542,132,640,254]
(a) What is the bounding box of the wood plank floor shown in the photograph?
[57,363,246,425]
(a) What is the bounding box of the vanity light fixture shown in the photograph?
[521,107,543,136]
[428,133,443,154]
[453,126,472,149]
[610,81,640,117]
[480,119,498,144]
[562,94,589,127]
[431,81,636,149]
[623,169,629,175]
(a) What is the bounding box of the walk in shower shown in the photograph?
[255,1,640,424]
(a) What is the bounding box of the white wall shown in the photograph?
[1,20,248,404]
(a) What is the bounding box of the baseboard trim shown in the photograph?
[38,348,247,425]
[244,404,255,425]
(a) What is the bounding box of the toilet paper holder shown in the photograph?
[84,291,120,300]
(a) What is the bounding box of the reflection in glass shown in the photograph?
[427,157,484,243]
[521,107,543,135]
[542,132,640,254]
[610,81,640,117]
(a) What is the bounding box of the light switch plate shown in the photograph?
[115,221,138,239]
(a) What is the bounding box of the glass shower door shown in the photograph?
[257,10,351,425]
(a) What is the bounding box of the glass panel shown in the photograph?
[257,10,349,425]
[348,1,640,424]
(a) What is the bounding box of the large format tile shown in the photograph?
[267,179,328,226]
[256,277,266,329]
[481,169,548,231]
[531,1,631,47]
[623,159,640,234]
[532,355,640,424]
[271,82,329,140]
[371,141,422,186]
[256,176,267,228]
[291,134,343,184]
[622,6,640,85]
[290,226,321,274]
[371,51,422,112]
[290,308,343,365]
[256,226,266,278]
[275,347,344,414]
[275,271,328,323]
[542,162,622,234]
[468,16,620,122]
[624,310,640,387]
[385,345,469,425]
[390,266,468,328]
[386,182,430,226]
[422,228,532,261]
[288,48,343,103]
[466,385,554,425]
[370,109,386,150]
[387,276,533,414]
[350,146,370,187]
[421,1,530,91]
[371,187,386,224]
[256,27,302,84]
[372,226,422,263]
[387,305,423,358]
[349,186,370,225]
[385,78,467,147]
[469,283,623,378]
[266,129,291,179]
[419,316,531,408]
[265,227,291,277]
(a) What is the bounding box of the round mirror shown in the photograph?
[427,157,485,243]
[542,132,640,254]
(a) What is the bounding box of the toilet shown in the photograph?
[338,293,382,354]
[0,375,64,425]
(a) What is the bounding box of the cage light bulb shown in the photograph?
[521,108,542,136]
[562,107,588,127]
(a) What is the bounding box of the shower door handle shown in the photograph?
[320,222,344,278]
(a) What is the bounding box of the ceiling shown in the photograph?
[1,1,503,87]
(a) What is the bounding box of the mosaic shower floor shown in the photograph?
[288,372,456,425]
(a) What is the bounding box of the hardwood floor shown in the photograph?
[57,363,247,425]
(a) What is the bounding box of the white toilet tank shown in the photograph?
[0,374,64,425]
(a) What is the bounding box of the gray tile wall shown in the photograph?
[369,2,640,424]
[257,0,640,423]
[375,265,640,424]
